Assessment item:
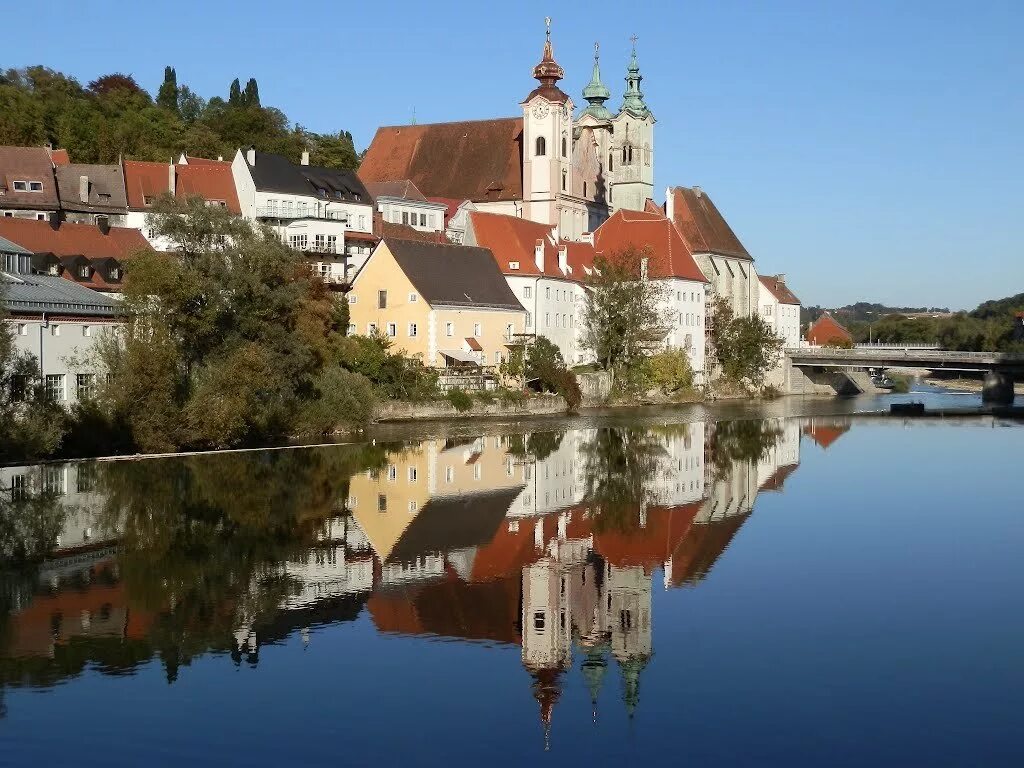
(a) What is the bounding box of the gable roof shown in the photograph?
[593,209,709,282]
[0,217,149,260]
[55,164,128,212]
[667,186,751,260]
[243,150,369,204]
[759,274,800,305]
[806,313,852,346]
[359,118,524,203]
[175,163,241,214]
[0,146,60,210]
[363,179,429,202]
[468,211,564,278]
[122,160,172,209]
[48,148,70,166]
[561,240,596,276]
[1,271,119,317]
[381,238,525,311]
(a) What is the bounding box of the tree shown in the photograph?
[156,66,179,113]
[525,336,581,410]
[176,85,205,124]
[582,247,673,374]
[87,73,147,98]
[242,78,260,107]
[228,78,242,105]
[710,296,783,388]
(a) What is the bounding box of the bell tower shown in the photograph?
[609,36,655,212]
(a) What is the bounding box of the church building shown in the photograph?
[358,20,655,241]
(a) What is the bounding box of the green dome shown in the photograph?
[581,42,613,120]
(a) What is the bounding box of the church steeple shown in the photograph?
[620,35,650,118]
[581,42,613,120]
[527,16,568,103]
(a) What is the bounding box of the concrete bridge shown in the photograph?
[785,347,1024,402]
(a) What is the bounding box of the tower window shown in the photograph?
[535,136,546,156]
[583,181,587,197]
[608,153,614,172]
[561,170,566,191]
[561,135,567,157]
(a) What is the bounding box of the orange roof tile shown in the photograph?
[668,186,750,260]
[468,211,564,277]
[805,313,852,346]
[593,503,702,573]
[48,148,70,166]
[593,209,708,282]
[123,160,172,210]
[759,274,801,305]
[0,217,149,259]
[175,164,240,214]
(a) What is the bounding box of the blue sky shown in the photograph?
[6,0,1022,309]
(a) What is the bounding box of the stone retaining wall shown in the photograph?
[373,396,568,423]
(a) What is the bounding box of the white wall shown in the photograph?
[378,199,446,232]
[658,278,707,383]
[760,292,801,349]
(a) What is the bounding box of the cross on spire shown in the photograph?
[630,34,638,51]
[545,16,551,42]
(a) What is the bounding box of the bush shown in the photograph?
[337,334,438,401]
[525,336,582,411]
[497,387,527,408]
[297,368,376,436]
[648,349,694,393]
[475,388,496,405]
[823,337,855,349]
[446,388,473,412]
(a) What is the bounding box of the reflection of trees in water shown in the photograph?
[581,428,669,533]
[0,444,388,690]
[506,431,565,463]
[707,419,783,480]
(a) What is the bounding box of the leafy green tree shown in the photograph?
[525,336,581,410]
[156,66,179,113]
[87,73,147,97]
[647,349,694,393]
[710,296,783,388]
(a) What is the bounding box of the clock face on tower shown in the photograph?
[532,104,550,120]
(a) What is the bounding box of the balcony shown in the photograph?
[256,207,348,222]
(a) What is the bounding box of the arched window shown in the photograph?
[561,135,567,157]
[608,187,613,202]
[583,181,588,197]
[608,152,614,172]
[561,169,567,191]
[536,136,546,156]
[622,146,628,164]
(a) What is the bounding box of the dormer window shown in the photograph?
[509,261,520,270]
[78,265,91,279]
[109,267,122,281]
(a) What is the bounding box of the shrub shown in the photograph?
[497,387,527,408]
[336,334,438,401]
[648,349,694,393]
[297,368,376,436]
[447,388,473,412]
[475,388,496,405]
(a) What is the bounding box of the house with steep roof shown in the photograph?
[0,146,61,220]
[665,185,758,319]
[347,238,525,369]
[592,208,711,378]
[806,312,853,346]
[758,274,802,348]
[54,163,128,227]
[465,210,590,364]
[2,234,121,405]
[360,22,657,242]
[0,217,150,294]
[362,179,447,235]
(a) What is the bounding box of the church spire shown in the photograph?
[532,16,565,90]
[581,42,613,120]
[620,34,650,118]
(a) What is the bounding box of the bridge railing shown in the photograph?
[790,348,1024,363]
[853,342,940,350]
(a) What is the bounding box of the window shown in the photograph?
[377,290,387,309]
[561,170,566,191]
[288,234,308,250]
[12,181,28,191]
[78,264,90,279]
[408,323,417,337]
[315,234,326,251]
[408,500,417,512]
[109,266,122,281]
[533,611,545,631]
[388,465,397,481]
[561,135,567,157]
[326,234,337,253]
[143,195,155,206]
[506,323,514,339]
[545,312,550,327]
[535,136,546,156]
[523,286,532,299]
[386,323,397,337]
[509,261,520,271]
[525,311,532,328]
[30,181,43,191]
[377,494,388,513]
[408,467,418,482]
[402,211,410,225]
[608,153,614,172]
[51,324,60,337]
[419,213,426,227]
[348,294,358,304]
[347,323,356,334]
[495,351,502,364]
[45,374,65,401]
[583,181,587,197]
[545,287,550,299]
[10,375,29,402]
[409,292,418,302]
[445,466,454,483]
[76,373,96,400]
[147,227,156,239]
[82,325,91,337]
[685,333,693,349]
[446,322,454,337]
[17,323,27,336]
[473,322,481,336]
[368,322,378,335]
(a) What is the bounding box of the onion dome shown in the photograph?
[620,35,651,118]
[525,17,569,104]
[581,42,613,120]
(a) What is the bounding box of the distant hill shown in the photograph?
[802,302,951,325]
[969,292,1024,320]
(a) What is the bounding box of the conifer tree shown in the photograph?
[157,66,179,112]
[228,78,241,105]
[242,78,260,107]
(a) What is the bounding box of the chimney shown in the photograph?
[79,175,89,204]
[693,185,703,198]
[534,240,544,273]
[300,150,310,166]
[246,146,256,165]
[168,163,175,194]
[217,155,223,162]
[558,245,568,274]
[776,273,786,286]
[97,217,110,236]
[48,211,61,231]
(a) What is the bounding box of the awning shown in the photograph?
[464,336,482,351]
[438,349,479,364]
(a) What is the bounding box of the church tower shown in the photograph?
[521,18,589,240]
[609,37,655,212]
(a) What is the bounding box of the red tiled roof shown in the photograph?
[359,118,524,202]
[374,220,446,243]
[468,211,564,277]
[48,148,70,166]
[759,463,799,492]
[667,186,751,260]
[175,163,241,214]
[593,503,702,574]
[759,274,801,305]
[427,197,469,224]
[0,146,60,210]
[643,198,663,215]
[122,160,171,210]
[561,240,596,276]
[180,155,231,167]
[803,422,850,450]
[593,209,709,282]
[363,179,428,202]
[668,513,751,587]
[806,313,852,346]
[0,217,149,259]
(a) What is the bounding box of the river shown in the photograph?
[0,390,1020,766]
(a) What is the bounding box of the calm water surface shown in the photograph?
[0,399,1021,766]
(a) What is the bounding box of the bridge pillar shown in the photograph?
[981,371,1014,404]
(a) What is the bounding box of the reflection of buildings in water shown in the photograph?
[802,417,852,451]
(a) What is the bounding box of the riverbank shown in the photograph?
[924,376,1024,394]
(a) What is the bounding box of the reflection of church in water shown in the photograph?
[0,415,838,740]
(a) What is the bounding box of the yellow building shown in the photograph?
[347,238,526,367]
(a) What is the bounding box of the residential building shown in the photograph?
[592,209,710,380]
[464,211,589,364]
[0,216,149,294]
[0,146,62,220]
[758,274,802,349]
[805,312,853,346]
[347,238,526,368]
[2,235,121,406]
[231,148,373,281]
[363,180,447,233]
[54,163,128,227]
[665,185,758,319]
[359,22,656,241]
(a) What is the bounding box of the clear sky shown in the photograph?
[6,0,1022,309]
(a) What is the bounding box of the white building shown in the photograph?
[758,274,802,349]
[363,180,447,234]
